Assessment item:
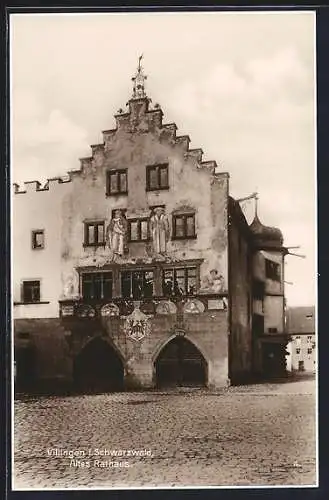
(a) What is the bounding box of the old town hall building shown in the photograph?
[13,61,289,394]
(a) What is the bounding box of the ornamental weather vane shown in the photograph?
[131,54,147,99]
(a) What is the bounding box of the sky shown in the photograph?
[10,11,316,307]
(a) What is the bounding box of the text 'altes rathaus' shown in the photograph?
[13,58,290,394]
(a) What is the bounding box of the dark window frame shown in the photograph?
[22,280,41,303]
[172,213,196,240]
[81,271,113,301]
[106,169,128,196]
[307,347,313,354]
[31,229,45,250]
[121,269,155,299]
[146,163,169,191]
[162,266,198,297]
[128,218,150,242]
[84,221,105,247]
[296,348,301,354]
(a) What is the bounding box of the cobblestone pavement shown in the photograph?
[13,377,317,489]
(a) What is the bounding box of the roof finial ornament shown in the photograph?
[131,53,147,99]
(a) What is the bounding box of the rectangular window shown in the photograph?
[307,335,313,342]
[162,267,197,296]
[128,219,149,242]
[172,214,196,239]
[265,259,281,281]
[296,348,301,354]
[81,272,113,300]
[121,270,154,299]
[106,169,128,195]
[84,222,105,247]
[146,164,169,191]
[22,280,40,303]
[32,230,45,249]
[307,348,313,354]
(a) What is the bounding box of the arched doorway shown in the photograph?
[155,336,207,388]
[74,337,124,393]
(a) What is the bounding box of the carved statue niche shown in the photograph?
[149,206,170,255]
[106,209,127,257]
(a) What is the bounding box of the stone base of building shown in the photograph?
[14,314,232,395]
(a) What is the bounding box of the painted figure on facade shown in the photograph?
[63,270,79,299]
[106,210,127,256]
[149,207,170,255]
[199,269,225,294]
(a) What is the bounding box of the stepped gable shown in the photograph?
[14,57,221,189]
[80,57,219,177]
[249,213,283,249]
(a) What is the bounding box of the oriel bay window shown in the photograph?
[129,219,149,242]
[121,270,154,299]
[172,213,196,239]
[146,163,169,191]
[163,268,197,296]
[106,169,128,196]
[81,272,113,300]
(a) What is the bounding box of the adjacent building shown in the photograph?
[286,306,316,373]
[13,62,290,394]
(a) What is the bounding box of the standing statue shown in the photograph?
[106,210,127,256]
[149,207,170,255]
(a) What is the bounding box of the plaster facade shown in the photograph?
[13,64,288,394]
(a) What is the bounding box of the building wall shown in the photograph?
[13,97,231,391]
[286,305,316,373]
[60,100,229,293]
[13,180,72,319]
[289,334,316,372]
[228,200,252,382]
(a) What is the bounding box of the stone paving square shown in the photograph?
[13,376,317,489]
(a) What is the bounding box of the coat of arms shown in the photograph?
[123,302,151,342]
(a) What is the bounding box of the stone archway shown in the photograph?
[73,337,124,393]
[155,336,207,388]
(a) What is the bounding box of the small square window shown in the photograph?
[307,348,313,354]
[146,164,169,191]
[296,348,301,354]
[22,281,40,303]
[32,230,45,249]
[84,221,105,247]
[128,219,149,242]
[106,169,128,196]
[172,214,196,240]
